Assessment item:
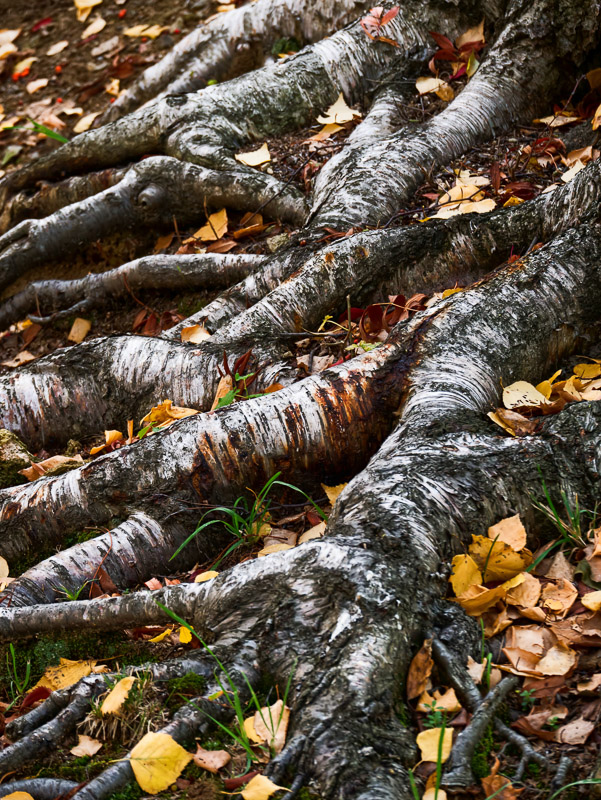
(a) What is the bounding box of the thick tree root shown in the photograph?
[0,779,79,799]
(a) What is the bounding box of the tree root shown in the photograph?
[0,779,79,799]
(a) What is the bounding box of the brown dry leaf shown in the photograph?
[513,705,568,741]
[449,553,482,596]
[487,408,539,436]
[456,19,485,48]
[431,687,461,713]
[67,317,92,344]
[540,579,578,618]
[307,123,344,142]
[481,757,523,799]
[468,534,532,582]
[71,734,103,756]
[129,731,193,793]
[34,657,97,691]
[210,374,234,411]
[317,93,361,125]
[544,550,575,581]
[73,111,101,133]
[194,208,228,242]
[144,577,163,590]
[550,610,601,647]
[506,571,541,609]
[251,699,290,753]
[455,574,524,616]
[502,625,549,675]
[467,655,486,684]
[19,454,84,481]
[90,429,124,455]
[193,744,231,773]
[298,521,326,543]
[140,399,199,428]
[416,727,453,763]
[482,604,512,637]
[488,514,527,551]
[407,638,433,700]
[577,673,601,692]
[591,525,601,558]
[1,350,36,368]
[181,324,211,344]
[101,676,136,715]
[537,642,578,676]
[257,543,293,557]
[153,232,174,252]
[235,143,271,167]
[554,717,596,744]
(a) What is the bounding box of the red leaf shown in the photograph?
[432,48,459,63]
[223,771,260,791]
[380,6,400,25]
[337,307,365,323]
[21,686,52,709]
[429,31,456,52]
[450,63,467,80]
[32,17,53,31]
[359,304,385,341]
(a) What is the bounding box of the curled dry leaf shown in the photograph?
[140,399,199,428]
[71,734,103,757]
[181,324,211,344]
[406,638,433,700]
[481,757,522,800]
[90,429,125,455]
[416,76,454,101]
[540,579,578,618]
[129,731,193,794]
[19,454,84,481]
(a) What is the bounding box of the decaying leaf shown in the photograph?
[488,514,527,551]
[193,744,231,773]
[71,734,103,756]
[416,76,454,101]
[235,143,271,167]
[129,731,193,794]
[68,317,92,347]
[19,454,84,481]
[416,727,453,763]
[90,429,125,455]
[34,657,98,691]
[407,638,433,700]
[317,93,362,125]
[140,399,199,428]
[101,676,137,715]
[481,758,523,799]
[181,324,211,344]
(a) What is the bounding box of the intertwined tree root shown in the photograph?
[0,0,601,797]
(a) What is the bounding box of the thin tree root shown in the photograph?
[0,779,79,800]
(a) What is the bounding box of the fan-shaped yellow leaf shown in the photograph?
[503,381,550,409]
[322,482,347,506]
[317,93,361,124]
[241,774,289,800]
[179,626,193,644]
[101,676,136,715]
[235,143,271,167]
[488,514,527,552]
[449,554,482,596]
[129,732,193,794]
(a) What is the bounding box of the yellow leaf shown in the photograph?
[502,380,550,409]
[317,93,361,125]
[235,143,271,167]
[322,482,347,506]
[593,103,601,130]
[129,731,193,794]
[561,160,586,183]
[449,554,482,596]
[573,362,601,380]
[149,627,173,643]
[193,208,228,242]
[416,727,453,763]
[488,514,527,552]
[194,570,219,583]
[487,410,517,436]
[26,79,49,94]
[71,734,103,756]
[455,573,524,616]
[252,699,290,753]
[536,642,578,676]
[415,76,454,101]
[307,123,343,141]
[179,626,192,644]
[124,24,150,37]
[503,196,524,207]
[142,25,169,39]
[101,676,136,715]
[243,715,264,744]
[469,535,531,581]
[442,287,463,298]
[536,368,563,398]
[0,555,9,579]
[0,29,21,46]
[257,543,293,557]
[241,774,289,800]
[181,324,211,344]
[582,590,601,612]
[0,43,17,60]
[73,112,100,133]
[455,19,484,48]
[1,794,35,800]
[13,57,37,74]
[298,521,326,543]
[74,0,102,22]
[140,399,199,428]
[82,16,105,38]
[34,658,97,691]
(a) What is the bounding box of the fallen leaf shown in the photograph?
[101,676,136,715]
[307,123,344,141]
[467,655,486,684]
[488,514,527,551]
[67,317,92,343]
[13,56,37,74]
[506,571,541,609]
[34,657,97,691]
[179,626,193,644]
[193,744,231,773]
[503,381,550,409]
[449,554,482,595]
[554,717,595,744]
[537,642,578,676]
[577,673,601,692]
[481,757,523,800]
[240,774,289,800]
[149,627,173,642]
[1,350,36,368]
[71,734,103,756]
[181,325,211,344]
[582,590,601,612]
[469,534,532,582]
[416,727,453,763]
[153,232,174,252]
[455,574,524,616]
[257,543,293,557]
[129,731,193,794]
[73,111,100,133]
[210,374,234,411]
[74,0,102,22]
[0,43,17,60]
[545,550,575,581]
[0,29,21,46]
[194,570,219,583]
[317,93,361,125]
[250,699,290,753]
[298,521,326,543]
[82,16,106,38]
[0,794,35,800]
[144,577,163,590]
[455,20,485,49]
[90,429,125,455]
[19,454,84,481]
[194,208,228,242]
[561,160,585,183]
[540,579,578,618]
[416,76,454,101]
[407,638,433,700]
[235,143,271,167]
[140,399,199,428]
[47,40,69,56]
[26,79,49,94]
[322,482,347,506]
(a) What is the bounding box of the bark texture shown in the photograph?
[0,0,600,797]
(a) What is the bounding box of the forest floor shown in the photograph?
[1,2,601,799]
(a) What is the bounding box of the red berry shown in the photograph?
[118,8,126,17]
[174,28,181,34]
[141,36,147,42]
[56,96,63,103]
[110,97,115,103]
[55,65,62,74]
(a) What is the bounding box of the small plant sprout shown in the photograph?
[5,643,32,710]
[171,471,325,565]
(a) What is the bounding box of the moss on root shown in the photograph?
[471,723,495,779]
